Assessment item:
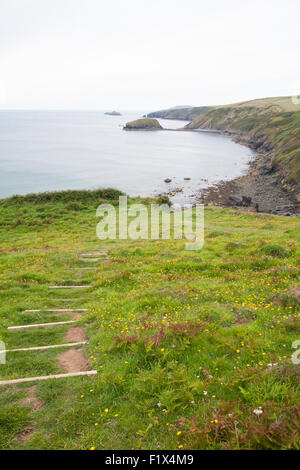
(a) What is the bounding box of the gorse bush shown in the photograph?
[207,231,227,238]
[260,243,290,258]
[0,188,124,205]
[183,402,300,450]
[65,202,85,211]
[156,195,172,206]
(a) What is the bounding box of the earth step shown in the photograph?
[22,309,88,313]
[8,320,76,331]
[0,370,97,386]
[2,342,88,353]
[49,285,91,289]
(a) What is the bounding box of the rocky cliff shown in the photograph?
[186,97,300,204]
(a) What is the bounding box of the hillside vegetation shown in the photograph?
[147,106,210,121]
[0,190,299,450]
[185,97,300,193]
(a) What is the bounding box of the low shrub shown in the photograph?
[260,244,290,258]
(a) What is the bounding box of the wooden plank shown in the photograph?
[22,309,88,313]
[2,342,88,352]
[80,251,107,256]
[78,258,101,262]
[70,267,98,270]
[0,370,97,386]
[8,320,76,331]
[49,285,91,289]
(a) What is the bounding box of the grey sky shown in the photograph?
[0,0,299,110]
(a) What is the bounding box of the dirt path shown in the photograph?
[20,385,44,412]
[65,326,87,342]
[18,386,45,443]
[58,326,89,373]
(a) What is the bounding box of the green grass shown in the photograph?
[0,190,299,450]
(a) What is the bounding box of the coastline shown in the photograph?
[152,96,300,216]
[183,127,299,216]
[1,111,298,216]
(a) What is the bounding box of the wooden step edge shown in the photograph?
[8,320,76,331]
[0,370,98,386]
[48,286,91,289]
[2,341,88,353]
[22,309,88,313]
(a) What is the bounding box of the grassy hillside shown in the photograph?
[147,106,210,121]
[0,190,299,450]
[186,97,300,192]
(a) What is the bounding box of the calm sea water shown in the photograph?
[0,111,253,202]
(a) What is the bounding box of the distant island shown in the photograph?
[104,111,122,116]
[123,118,163,130]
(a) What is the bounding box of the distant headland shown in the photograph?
[147,96,300,215]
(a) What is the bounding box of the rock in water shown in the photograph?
[123,118,163,130]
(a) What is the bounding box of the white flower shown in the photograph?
[203,391,208,396]
[253,408,263,416]
[157,402,161,408]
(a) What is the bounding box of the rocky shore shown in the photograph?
[196,130,299,216]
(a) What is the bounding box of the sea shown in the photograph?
[0,110,253,203]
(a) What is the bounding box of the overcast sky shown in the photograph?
[0,0,299,110]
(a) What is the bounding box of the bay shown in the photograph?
[0,110,253,202]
